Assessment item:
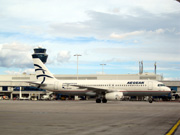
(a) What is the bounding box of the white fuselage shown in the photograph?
[32,58,171,103]
[39,79,171,96]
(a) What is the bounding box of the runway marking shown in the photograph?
[165,118,180,135]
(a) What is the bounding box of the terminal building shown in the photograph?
[0,47,179,100]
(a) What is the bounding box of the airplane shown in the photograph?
[30,58,171,103]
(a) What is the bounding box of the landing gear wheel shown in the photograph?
[96,98,101,103]
[102,98,107,103]
[148,98,153,103]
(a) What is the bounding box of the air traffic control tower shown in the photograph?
[32,47,48,64]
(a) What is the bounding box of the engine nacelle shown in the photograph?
[105,92,124,101]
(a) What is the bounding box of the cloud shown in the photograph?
[92,44,180,62]
[154,29,165,34]
[110,31,145,39]
[0,42,33,68]
[0,0,180,79]
[110,29,166,39]
[1,1,179,42]
[45,8,180,41]
[57,51,71,63]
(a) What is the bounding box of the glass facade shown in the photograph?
[13,86,46,92]
[2,86,8,91]
[34,48,46,53]
[170,86,177,92]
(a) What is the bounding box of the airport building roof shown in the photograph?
[0,72,163,82]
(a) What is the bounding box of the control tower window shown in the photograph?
[32,47,48,64]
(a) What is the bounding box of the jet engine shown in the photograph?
[105,92,124,101]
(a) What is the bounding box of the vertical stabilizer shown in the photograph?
[33,58,57,84]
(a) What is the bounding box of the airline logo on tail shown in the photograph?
[34,63,53,85]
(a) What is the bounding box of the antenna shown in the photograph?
[154,62,157,74]
[139,61,143,74]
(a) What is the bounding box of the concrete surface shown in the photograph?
[0,100,180,135]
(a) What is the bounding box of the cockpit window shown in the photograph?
[158,84,166,87]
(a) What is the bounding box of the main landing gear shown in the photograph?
[148,97,153,103]
[96,98,107,103]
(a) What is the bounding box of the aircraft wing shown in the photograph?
[72,85,117,93]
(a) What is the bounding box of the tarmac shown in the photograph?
[0,100,180,135]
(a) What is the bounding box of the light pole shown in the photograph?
[100,64,106,74]
[74,54,82,80]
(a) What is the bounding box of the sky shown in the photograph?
[0,0,180,80]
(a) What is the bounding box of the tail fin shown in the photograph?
[33,58,57,84]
